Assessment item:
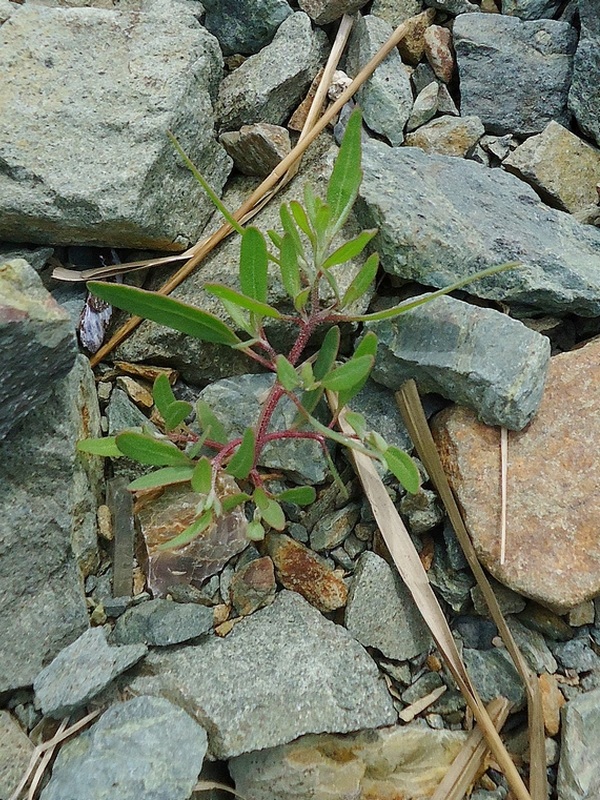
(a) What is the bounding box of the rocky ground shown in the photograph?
[1,0,600,798]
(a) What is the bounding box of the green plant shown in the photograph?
[80,109,515,548]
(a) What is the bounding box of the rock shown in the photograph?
[0,243,53,272]
[404,114,484,157]
[406,81,440,131]
[501,0,562,18]
[428,534,475,613]
[39,696,207,800]
[517,603,573,642]
[0,711,35,800]
[356,138,600,317]
[202,0,292,55]
[229,725,468,800]
[367,292,550,430]
[503,121,600,214]
[463,648,526,708]
[348,379,412,457]
[538,672,565,737]
[454,616,498,650]
[266,533,348,613]
[345,551,432,661]
[220,123,291,176]
[568,601,595,627]
[0,3,230,249]
[567,0,600,148]
[216,12,327,132]
[230,556,277,615]
[551,638,600,673]
[310,504,361,552]
[423,24,454,83]
[507,618,557,674]
[126,590,397,758]
[371,0,425,26]
[112,598,213,645]
[399,488,444,534]
[345,14,413,146]
[0,355,100,693]
[557,686,600,800]
[471,578,526,616]
[453,13,577,136]
[298,0,369,24]
[424,0,478,12]
[0,258,77,439]
[34,627,147,718]
[397,8,436,65]
[431,338,600,612]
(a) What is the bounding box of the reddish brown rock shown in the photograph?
[230,556,277,616]
[539,672,565,737]
[397,9,436,66]
[266,533,348,612]
[431,338,600,612]
[424,25,454,83]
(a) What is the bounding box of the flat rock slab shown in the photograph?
[366,292,550,430]
[356,139,600,317]
[558,686,600,800]
[0,3,230,249]
[126,590,397,758]
[112,598,213,646]
[40,696,207,800]
[0,258,77,440]
[0,355,101,693]
[431,338,600,612]
[454,13,577,136]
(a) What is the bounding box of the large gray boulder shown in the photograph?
[568,0,600,148]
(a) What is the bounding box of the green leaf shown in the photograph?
[313,326,341,380]
[196,400,228,444]
[280,204,305,257]
[383,446,421,494]
[344,410,367,439]
[294,286,311,312]
[262,499,286,531]
[153,374,176,419]
[267,229,283,249]
[225,428,255,479]
[299,361,317,390]
[337,332,378,409]
[321,354,374,392]
[327,107,363,229]
[276,355,300,391]
[313,199,332,240]
[340,253,379,308]
[221,492,252,512]
[127,466,195,491]
[191,456,213,495]
[164,400,193,431]
[247,520,266,541]
[289,200,315,243]
[87,282,241,346]
[240,226,269,303]
[296,386,323,418]
[220,297,254,335]
[275,486,316,506]
[115,432,192,466]
[204,283,282,319]
[157,510,214,550]
[77,436,123,457]
[323,230,377,270]
[303,183,317,221]
[279,233,301,300]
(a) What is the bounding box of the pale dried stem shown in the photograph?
[500,426,508,565]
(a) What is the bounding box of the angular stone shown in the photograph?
[356,138,600,317]
[463,648,526,708]
[345,551,432,661]
[346,14,413,146]
[567,0,600,148]
[471,578,526,617]
[397,8,436,65]
[406,81,439,131]
[112,598,213,646]
[504,121,600,214]
[431,339,600,611]
[454,13,577,136]
[551,638,600,673]
[348,379,412,455]
[538,672,565,737]
[424,0,478,12]
[39,696,207,800]
[216,13,327,132]
[229,725,468,800]
[404,114,484,157]
[310,504,360,552]
[399,488,444,534]
[371,0,424,26]
[424,24,454,83]
[230,556,276,615]
[266,533,348,613]
[34,627,147,718]
[367,292,550,430]
[507,618,557,674]
[0,711,35,800]
[202,0,292,55]
[558,686,600,800]
[298,0,369,24]
[0,355,101,693]
[220,123,291,177]
[501,0,562,18]
[126,591,397,758]
[0,259,77,439]
[0,4,230,249]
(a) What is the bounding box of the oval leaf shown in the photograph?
[87,282,240,345]
[128,466,195,491]
[247,520,265,541]
[225,427,255,479]
[384,446,421,494]
[164,400,193,431]
[275,355,300,391]
[191,456,213,495]
[153,374,176,419]
[204,283,282,319]
[313,326,340,380]
[323,230,377,270]
[261,499,285,531]
[196,400,228,445]
[340,252,379,309]
[115,432,192,467]
[275,486,316,506]
[77,436,123,457]
[240,226,268,303]
[321,354,374,393]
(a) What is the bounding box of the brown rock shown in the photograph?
[219,123,291,177]
[431,338,600,612]
[0,711,35,799]
[230,556,276,616]
[266,532,348,612]
[404,114,484,157]
[424,25,454,83]
[397,8,436,65]
[539,672,565,737]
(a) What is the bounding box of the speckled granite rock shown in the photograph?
[202,0,292,55]
[568,0,600,148]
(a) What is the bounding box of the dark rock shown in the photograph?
[399,488,444,534]
[230,556,277,615]
[202,0,292,55]
[310,504,360,552]
[501,0,562,18]
[220,123,291,176]
[551,638,600,673]
[112,599,213,646]
[463,648,526,708]
[567,0,600,148]
[454,616,497,650]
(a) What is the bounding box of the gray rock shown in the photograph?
[424,0,478,12]
[568,0,600,148]
[196,373,329,484]
[462,648,526,708]
[112,599,213,646]
[356,139,600,317]
[471,579,526,617]
[454,13,577,136]
[298,0,369,24]
[0,355,101,693]
[106,388,156,436]
[404,114,484,158]
[0,710,35,800]
[0,244,53,272]
[366,293,550,430]
[0,3,231,249]
[551,638,600,672]
[345,551,432,661]
[507,618,557,674]
[0,259,77,440]
[399,488,444,534]
[202,0,292,55]
[501,0,562,18]
[428,537,475,613]
[454,616,497,650]
[558,686,600,800]
[220,123,291,177]
[401,671,443,704]
[34,627,147,718]
[310,504,360,552]
[406,82,439,132]
[216,12,327,132]
[126,590,397,758]
[371,0,424,26]
[348,379,412,455]
[39,696,207,800]
[345,14,413,146]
